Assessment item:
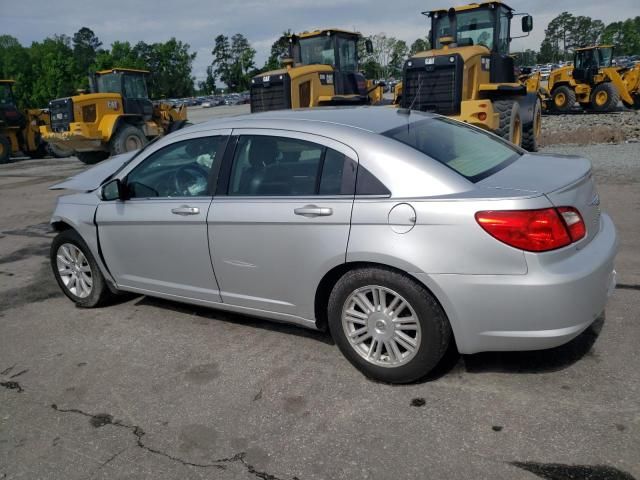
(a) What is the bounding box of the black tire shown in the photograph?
[76,151,109,165]
[50,229,115,308]
[590,83,620,112]
[110,125,148,156]
[46,142,74,158]
[167,120,188,133]
[327,267,452,384]
[27,141,47,159]
[550,85,576,112]
[494,99,522,146]
[521,98,542,152]
[0,135,11,164]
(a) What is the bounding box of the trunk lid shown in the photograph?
[478,153,601,245]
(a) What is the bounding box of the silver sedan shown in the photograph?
[49,107,618,383]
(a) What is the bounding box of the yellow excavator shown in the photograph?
[396,1,542,151]
[250,29,385,112]
[41,68,187,164]
[547,45,640,112]
[0,79,53,164]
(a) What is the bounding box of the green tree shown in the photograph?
[409,38,430,55]
[28,36,77,107]
[212,34,232,89]
[0,35,33,108]
[389,40,408,78]
[72,27,102,88]
[263,30,292,71]
[545,12,576,61]
[212,33,255,92]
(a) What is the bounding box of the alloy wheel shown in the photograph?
[341,285,422,368]
[56,243,93,298]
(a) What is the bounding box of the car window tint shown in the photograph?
[382,117,521,182]
[319,149,357,195]
[229,136,324,196]
[127,136,226,198]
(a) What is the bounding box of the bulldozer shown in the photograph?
[396,1,542,151]
[547,45,640,112]
[40,68,187,164]
[0,79,52,164]
[250,29,385,112]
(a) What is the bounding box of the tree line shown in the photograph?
[3,13,639,108]
[516,13,640,65]
[0,28,196,108]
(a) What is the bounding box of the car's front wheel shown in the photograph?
[50,229,114,307]
[328,267,451,383]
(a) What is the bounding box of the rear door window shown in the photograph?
[382,117,521,182]
[228,135,356,196]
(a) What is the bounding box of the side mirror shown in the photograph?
[522,15,533,33]
[365,39,373,54]
[101,178,126,201]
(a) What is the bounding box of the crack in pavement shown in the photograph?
[0,381,23,392]
[50,404,296,480]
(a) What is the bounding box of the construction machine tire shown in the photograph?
[550,86,576,112]
[494,99,522,146]
[77,151,109,165]
[522,98,542,152]
[110,125,148,156]
[47,142,73,158]
[590,83,619,112]
[167,120,188,134]
[0,136,11,164]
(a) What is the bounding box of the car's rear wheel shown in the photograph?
[328,267,451,383]
[51,229,114,307]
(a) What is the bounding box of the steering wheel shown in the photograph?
[173,164,209,196]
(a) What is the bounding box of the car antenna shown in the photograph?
[398,75,423,116]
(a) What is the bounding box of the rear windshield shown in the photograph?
[382,117,521,182]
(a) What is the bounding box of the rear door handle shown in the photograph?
[171,206,200,216]
[294,205,333,217]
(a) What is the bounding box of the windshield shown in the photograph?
[382,117,521,182]
[0,84,16,107]
[597,48,613,67]
[299,35,335,66]
[433,8,495,50]
[96,73,122,94]
[337,36,358,71]
[123,74,148,99]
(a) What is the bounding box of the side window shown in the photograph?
[127,136,227,198]
[498,11,510,54]
[123,75,147,99]
[229,135,356,196]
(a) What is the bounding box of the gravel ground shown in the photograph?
[541,109,640,146]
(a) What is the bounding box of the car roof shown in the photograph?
[191,106,436,136]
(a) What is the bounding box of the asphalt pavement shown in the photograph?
[0,110,638,479]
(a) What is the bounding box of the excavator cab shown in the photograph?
[290,30,366,97]
[250,28,381,112]
[90,69,153,119]
[573,46,613,84]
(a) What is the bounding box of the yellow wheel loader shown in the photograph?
[547,46,640,112]
[397,1,542,151]
[250,29,385,112]
[0,80,52,164]
[40,68,187,164]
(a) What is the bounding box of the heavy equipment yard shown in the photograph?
[1,0,640,478]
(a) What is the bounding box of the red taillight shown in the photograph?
[475,207,585,252]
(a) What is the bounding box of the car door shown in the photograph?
[208,130,358,320]
[96,131,230,302]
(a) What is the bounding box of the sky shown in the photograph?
[2,0,639,82]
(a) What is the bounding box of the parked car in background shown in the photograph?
[48,107,618,383]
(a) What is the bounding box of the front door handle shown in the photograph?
[171,206,200,216]
[294,205,333,217]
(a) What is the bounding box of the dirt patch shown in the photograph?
[541,110,640,146]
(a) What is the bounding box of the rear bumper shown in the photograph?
[414,213,618,354]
